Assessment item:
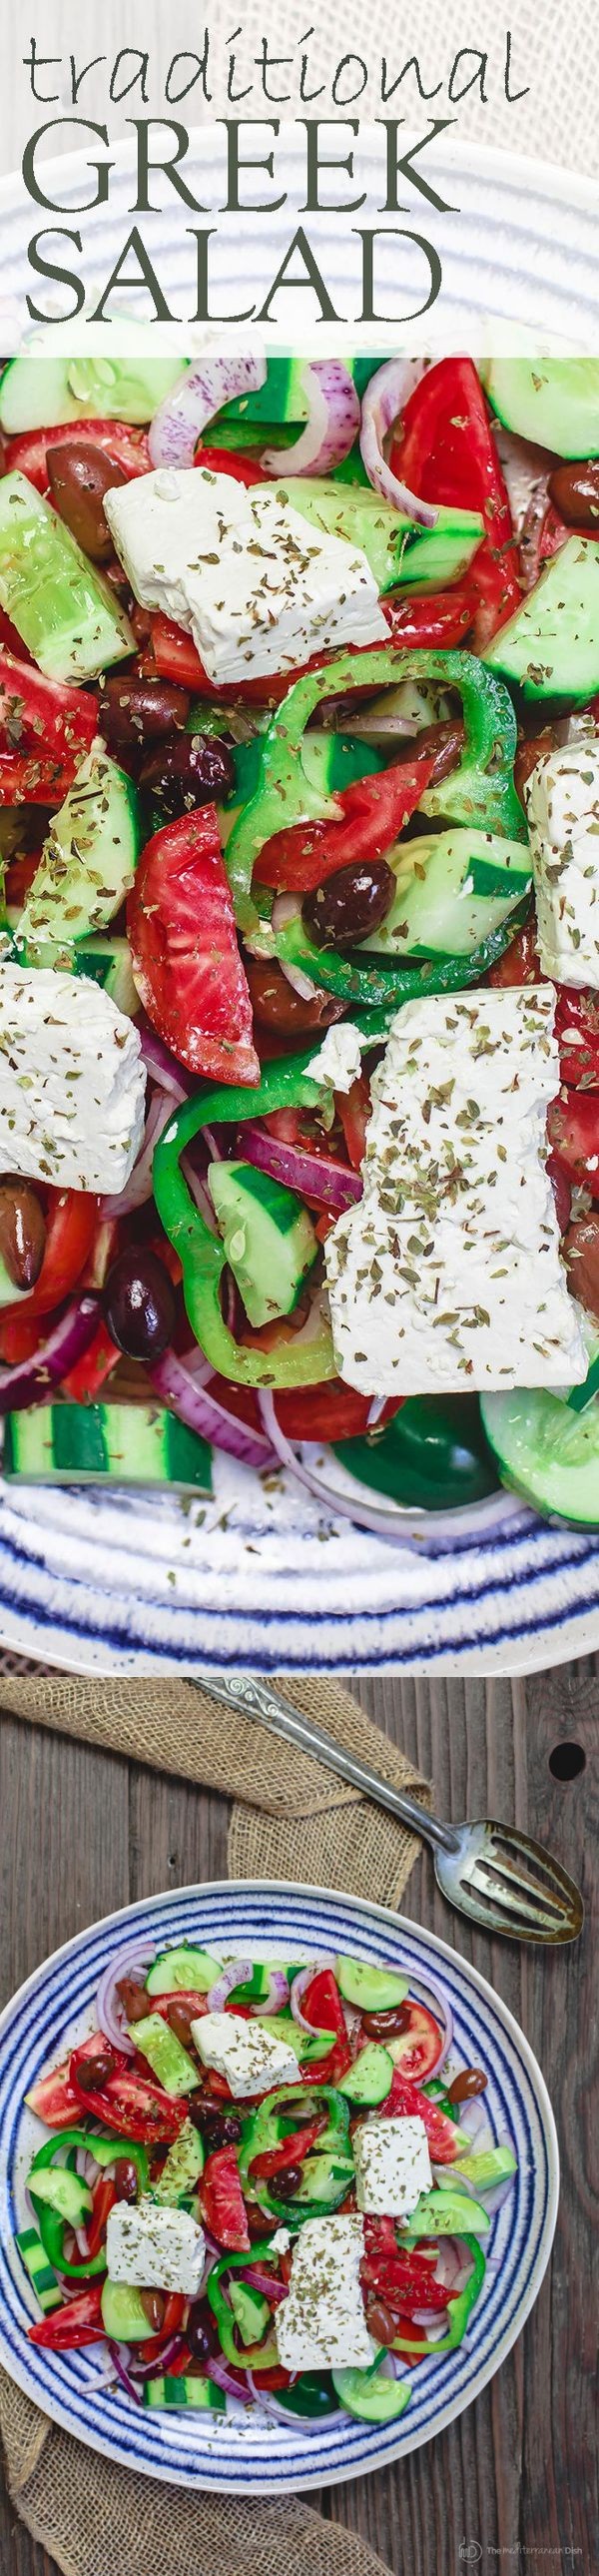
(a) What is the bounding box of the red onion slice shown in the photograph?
[138,1023,194,1102]
[239,2265,289,2303]
[241,1121,362,1214]
[0,1292,100,1416]
[151,1346,278,1472]
[262,362,360,477]
[130,2332,187,2381]
[206,1958,255,2011]
[149,346,268,469]
[359,358,438,526]
[108,2341,143,2404]
[101,1087,175,1220]
[290,1959,336,2033]
[259,1391,436,1539]
[205,2355,253,2405]
[96,1941,157,2058]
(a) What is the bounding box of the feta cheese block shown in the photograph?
[106,2197,206,2295]
[524,736,599,987]
[307,1021,364,1093]
[324,986,587,1397]
[104,467,387,687]
[0,964,146,1193]
[354,2115,432,2218]
[276,2214,376,2371]
[191,2009,300,2096]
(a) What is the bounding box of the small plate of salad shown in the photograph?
[0,1879,557,2494]
[0,336,598,1667]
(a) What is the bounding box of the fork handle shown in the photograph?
[198,1674,458,1856]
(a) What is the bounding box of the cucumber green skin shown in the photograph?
[143,2375,226,2410]
[336,2043,394,2106]
[274,477,483,595]
[101,2280,153,2342]
[215,355,382,432]
[3,1404,213,1494]
[127,2013,199,2099]
[484,358,599,458]
[18,757,142,958]
[146,1946,221,1997]
[336,1957,408,2011]
[480,1386,599,1526]
[363,828,531,961]
[484,536,599,700]
[405,2190,489,2238]
[26,2166,91,2227]
[16,2226,62,2314]
[331,2364,411,2424]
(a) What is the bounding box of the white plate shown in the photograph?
[0,130,598,1672]
[0,1879,559,2493]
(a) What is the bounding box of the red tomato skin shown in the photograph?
[25,2060,81,2130]
[70,2038,186,2144]
[28,2284,105,2348]
[2,420,150,492]
[194,444,268,486]
[374,2001,442,2086]
[273,1382,401,1444]
[547,1089,599,1198]
[300,1967,345,2040]
[127,807,260,1087]
[254,757,435,896]
[554,988,599,1089]
[392,358,521,648]
[383,2072,463,2161]
[1,1191,99,1322]
[201,2146,251,2251]
[148,587,476,706]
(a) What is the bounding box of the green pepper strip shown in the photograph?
[390,2233,486,2358]
[225,647,526,929]
[207,2245,284,2370]
[28,2130,150,2280]
[267,901,531,1011]
[239,2085,352,2225]
[152,909,528,1390]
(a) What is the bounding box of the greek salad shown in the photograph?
[17,1939,516,2428]
[0,346,598,1529]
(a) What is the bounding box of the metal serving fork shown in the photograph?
[198,1674,583,1946]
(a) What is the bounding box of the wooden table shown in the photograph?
[0,1662,596,2574]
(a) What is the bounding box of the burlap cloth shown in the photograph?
[0,1665,431,2575]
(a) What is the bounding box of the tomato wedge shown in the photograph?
[392,358,521,648]
[28,2283,105,2349]
[300,1967,345,2040]
[547,1088,599,1198]
[384,2073,464,2162]
[127,806,260,1087]
[251,2117,325,2178]
[195,443,268,486]
[70,2039,186,2143]
[148,585,476,706]
[272,1381,401,1444]
[201,2145,251,2251]
[554,987,599,1089]
[2,419,150,493]
[253,755,435,895]
[0,653,97,803]
[379,2002,443,2086]
[86,2173,117,2261]
[25,2059,81,2131]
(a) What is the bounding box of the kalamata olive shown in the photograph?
[187,2302,220,2360]
[271,2165,302,2199]
[76,2049,118,2093]
[245,954,343,1039]
[113,2157,141,2203]
[302,858,395,953]
[0,1178,46,1288]
[46,441,127,562]
[361,2004,411,2041]
[547,459,599,527]
[141,2288,167,2333]
[167,2000,202,2053]
[139,733,235,821]
[193,2105,243,2150]
[117,1979,153,2024]
[365,2297,399,2347]
[104,1248,176,1361]
[99,673,191,755]
[514,728,555,802]
[447,2067,487,2105]
[563,1213,599,1320]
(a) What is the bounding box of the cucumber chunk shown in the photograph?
[129,2013,199,2099]
[230,2278,271,2344]
[484,358,599,458]
[274,476,483,594]
[73,934,139,1017]
[480,1383,599,1525]
[101,2279,153,2342]
[3,1402,213,1492]
[143,2374,226,2410]
[336,2044,394,2106]
[208,1161,317,1330]
[27,2166,92,2226]
[455,2146,517,2190]
[146,1945,222,1997]
[153,2118,205,2201]
[484,537,599,700]
[0,356,80,434]
[364,828,531,960]
[16,2225,62,2314]
[18,753,141,960]
[67,351,185,426]
[331,2362,411,2423]
[0,472,134,681]
[336,1958,408,2012]
[405,2190,489,2238]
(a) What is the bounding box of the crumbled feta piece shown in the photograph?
[524,736,599,987]
[106,2197,206,2295]
[354,2115,432,2218]
[269,2226,292,2255]
[104,468,387,687]
[191,2010,300,2097]
[0,964,146,1193]
[276,2214,376,2371]
[307,1022,363,1092]
[324,986,586,1396]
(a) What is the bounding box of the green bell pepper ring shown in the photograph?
[207,2245,284,2369]
[225,647,526,928]
[390,2233,486,2358]
[27,2131,150,2280]
[265,901,531,1010]
[239,2085,352,2224]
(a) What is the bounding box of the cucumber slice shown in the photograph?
[3,1402,213,1492]
[230,2278,271,2345]
[208,1161,317,1330]
[276,476,483,595]
[0,356,81,434]
[455,2147,517,2190]
[331,2362,411,2424]
[146,1945,221,1996]
[484,358,599,458]
[101,2279,151,2342]
[0,473,134,682]
[336,1958,408,2012]
[28,2166,91,2226]
[18,753,141,960]
[336,2044,394,2107]
[143,2373,226,2410]
[129,2013,199,2099]
[484,536,599,701]
[153,2119,205,2201]
[16,2225,62,2314]
[364,828,531,960]
[480,1383,599,1525]
[73,934,139,1017]
[405,2190,489,2238]
[67,351,185,426]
